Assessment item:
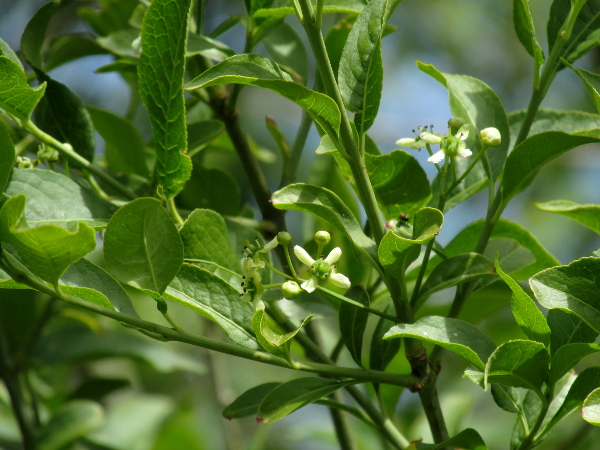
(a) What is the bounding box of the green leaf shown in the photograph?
[35,74,95,162]
[60,258,139,318]
[495,256,551,347]
[20,1,59,69]
[501,130,600,203]
[0,56,46,121]
[0,119,14,194]
[0,195,96,285]
[0,37,22,69]
[369,311,400,372]
[365,150,431,219]
[138,0,192,199]
[431,218,559,280]
[252,302,312,357]
[222,382,281,420]
[177,163,241,216]
[180,209,241,273]
[384,316,496,371]
[508,108,600,150]
[530,257,600,334]
[513,0,545,71]
[5,168,116,230]
[253,3,366,21]
[104,198,183,294]
[414,253,495,309]
[36,400,104,450]
[547,0,600,66]
[96,28,140,58]
[45,34,108,71]
[582,387,600,426]
[484,340,549,393]
[378,207,443,277]
[417,61,510,182]
[549,343,600,385]
[536,200,600,234]
[164,264,259,350]
[186,34,234,61]
[491,384,522,414]
[546,367,600,430]
[187,120,225,153]
[256,377,354,424]
[565,60,600,114]
[338,0,401,131]
[547,309,598,356]
[424,428,488,450]
[262,22,308,84]
[271,183,379,272]
[87,106,149,177]
[36,326,205,374]
[339,286,369,367]
[184,54,341,135]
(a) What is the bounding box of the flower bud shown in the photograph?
[281,281,303,300]
[314,231,331,246]
[448,117,465,135]
[277,231,292,245]
[479,127,501,147]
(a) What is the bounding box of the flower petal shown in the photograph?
[419,132,442,145]
[457,147,472,158]
[301,276,319,293]
[427,150,445,164]
[456,124,470,140]
[261,236,279,252]
[294,245,314,266]
[396,137,416,146]
[329,273,351,290]
[324,247,342,264]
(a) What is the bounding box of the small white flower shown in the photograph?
[396,137,427,149]
[423,124,472,164]
[293,245,350,293]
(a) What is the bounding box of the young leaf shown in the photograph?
[530,257,600,334]
[491,384,522,414]
[547,309,598,356]
[513,0,545,71]
[582,387,600,426]
[365,150,432,219]
[0,56,46,121]
[369,310,400,372]
[256,377,355,424]
[547,0,600,67]
[545,367,600,430]
[549,343,600,385]
[252,302,312,357]
[495,257,551,347]
[384,316,496,371]
[262,22,308,84]
[138,0,192,199]
[0,120,14,194]
[20,0,59,70]
[36,400,104,450]
[536,200,600,234]
[417,61,510,182]
[222,382,281,420]
[0,37,22,69]
[501,130,600,203]
[338,0,400,132]
[565,61,600,114]
[104,198,183,295]
[180,209,241,273]
[427,428,488,450]
[339,285,369,367]
[87,106,149,177]
[4,169,116,230]
[484,340,549,393]
[414,253,495,309]
[186,34,234,61]
[35,74,95,162]
[184,54,341,135]
[271,183,379,272]
[0,195,96,286]
[164,264,259,350]
[378,207,443,277]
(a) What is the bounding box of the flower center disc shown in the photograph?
[311,259,331,281]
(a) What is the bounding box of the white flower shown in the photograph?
[294,245,351,293]
[240,236,279,302]
[425,124,472,164]
[396,137,427,149]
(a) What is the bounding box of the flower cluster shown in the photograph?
[239,236,279,303]
[293,245,351,293]
[396,124,472,164]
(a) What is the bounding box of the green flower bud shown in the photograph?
[281,280,303,300]
[314,231,331,246]
[448,117,465,135]
[479,127,501,147]
[277,231,292,245]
